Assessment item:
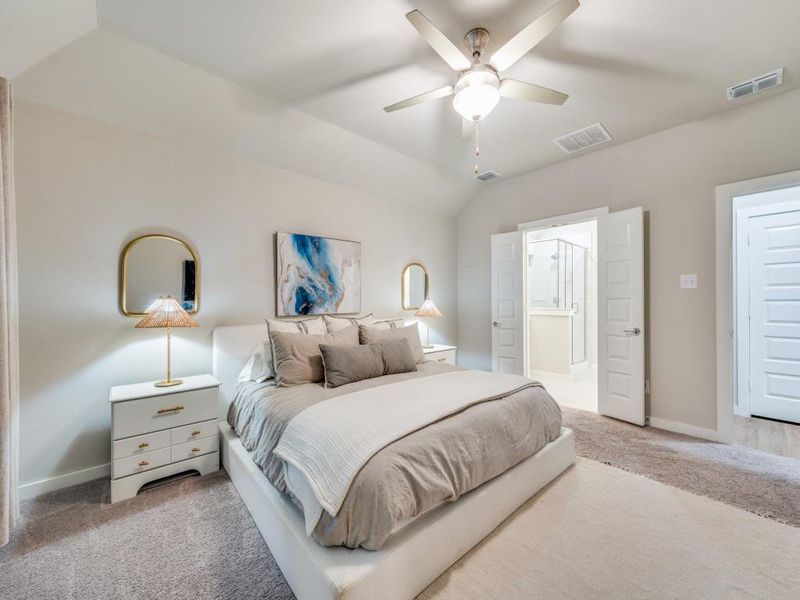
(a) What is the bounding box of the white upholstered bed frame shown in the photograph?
[212,324,576,600]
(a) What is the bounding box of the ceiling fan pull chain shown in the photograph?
[474,119,480,174]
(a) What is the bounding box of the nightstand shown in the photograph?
[423,344,457,365]
[109,374,221,503]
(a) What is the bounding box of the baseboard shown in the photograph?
[19,463,110,501]
[648,417,719,442]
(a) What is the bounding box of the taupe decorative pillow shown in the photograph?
[320,344,384,388]
[359,323,425,364]
[320,338,417,388]
[271,325,359,387]
[377,338,418,375]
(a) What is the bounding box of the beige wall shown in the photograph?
[458,87,800,432]
[15,101,458,487]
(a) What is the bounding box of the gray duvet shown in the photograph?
[227,362,562,550]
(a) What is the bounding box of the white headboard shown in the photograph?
[212,324,267,417]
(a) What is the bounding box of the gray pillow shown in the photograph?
[359,323,425,364]
[271,325,359,387]
[320,338,417,388]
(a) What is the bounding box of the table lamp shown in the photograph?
[415,298,443,349]
[135,295,198,387]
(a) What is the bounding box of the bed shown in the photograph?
[213,324,575,600]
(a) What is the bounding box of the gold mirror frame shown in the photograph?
[401,262,429,311]
[119,234,200,317]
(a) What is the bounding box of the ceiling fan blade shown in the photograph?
[383,85,455,112]
[499,79,569,105]
[406,10,471,72]
[490,0,580,71]
[462,118,475,141]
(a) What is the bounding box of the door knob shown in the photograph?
[623,327,641,335]
[492,321,499,327]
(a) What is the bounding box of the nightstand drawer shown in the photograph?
[112,430,171,460]
[112,387,217,439]
[171,436,218,462]
[426,349,456,365]
[112,447,171,479]
[170,419,217,445]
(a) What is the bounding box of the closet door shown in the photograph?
[598,208,645,425]
[748,209,800,424]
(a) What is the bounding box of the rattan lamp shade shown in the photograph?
[135,296,198,387]
[414,298,443,318]
[135,296,199,329]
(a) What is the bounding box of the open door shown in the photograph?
[598,207,645,425]
[491,231,525,374]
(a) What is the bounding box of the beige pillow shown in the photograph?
[359,322,425,364]
[271,325,359,387]
[320,338,417,388]
[266,316,326,336]
[323,313,375,332]
[371,317,405,331]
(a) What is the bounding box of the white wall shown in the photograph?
[458,87,800,433]
[15,101,458,488]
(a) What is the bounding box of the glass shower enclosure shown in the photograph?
[528,239,586,364]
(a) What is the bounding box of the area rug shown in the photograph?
[561,406,800,527]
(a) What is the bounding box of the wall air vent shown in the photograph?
[727,68,783,101]
[553,123,612,154]
[475,170,500,182]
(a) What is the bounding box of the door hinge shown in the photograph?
[644,379,650,394]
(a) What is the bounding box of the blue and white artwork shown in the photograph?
[276,232,361,316]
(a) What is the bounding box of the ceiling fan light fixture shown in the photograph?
[452,70,500,121]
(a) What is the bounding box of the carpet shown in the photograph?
[2,410,798,599]
[561,407,800,527]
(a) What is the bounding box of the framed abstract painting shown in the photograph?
[275,232,362,316]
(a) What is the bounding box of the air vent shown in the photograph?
[553,123,612,154]
[474,170,500,182]
[727,68,783,101]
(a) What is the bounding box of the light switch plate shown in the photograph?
[680,274,698,289]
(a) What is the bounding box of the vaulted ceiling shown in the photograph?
[3,1,800,214]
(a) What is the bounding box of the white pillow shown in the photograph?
[237,341,273,383]
[238,317,328,383]
[323,313,375,332]
[371,317,405,331]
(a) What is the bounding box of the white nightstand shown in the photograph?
[423,344,457,365]
[109,374,221,503]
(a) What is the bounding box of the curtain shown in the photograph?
[0,77,19,547]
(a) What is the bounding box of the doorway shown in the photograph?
[716,171,800,456]
[491,206,646,426]
[525,221,598,412]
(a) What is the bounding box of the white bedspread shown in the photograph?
[273,370,535,531]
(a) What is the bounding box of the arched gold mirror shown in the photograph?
[119,234,200,316]
[401,262,429,311]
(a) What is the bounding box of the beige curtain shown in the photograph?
[0,77,20,547]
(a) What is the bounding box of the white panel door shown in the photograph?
[491,231,525,374]
[749,209,800,423]
[598,208,645,425]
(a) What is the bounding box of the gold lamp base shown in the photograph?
[155,379,183,388]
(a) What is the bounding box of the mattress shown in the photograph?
[229,362,563,549]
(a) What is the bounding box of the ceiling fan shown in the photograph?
[384,0,579,125]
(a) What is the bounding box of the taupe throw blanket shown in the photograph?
[229,363,562,550]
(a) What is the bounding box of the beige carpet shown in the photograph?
[420,459,800,599]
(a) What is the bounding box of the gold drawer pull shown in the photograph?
[157,405,184,414]
[191,430,201,436]
[138,442,149,449]
[191,447,201,453]
[437,357,447,362]
[138,460,149,467]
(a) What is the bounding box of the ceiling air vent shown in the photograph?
[727,68,783,101]
[554,123,612,155]
[475,170,500,182]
